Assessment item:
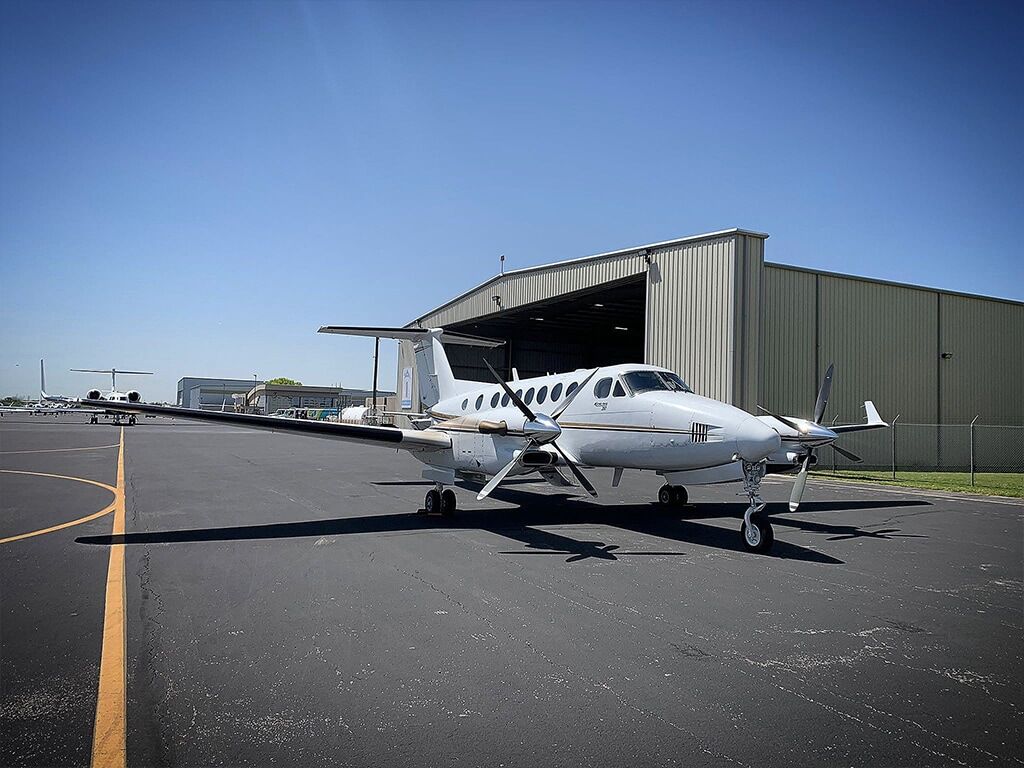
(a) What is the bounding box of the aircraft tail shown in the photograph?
[317,325,502,407]
[40,359,49,400]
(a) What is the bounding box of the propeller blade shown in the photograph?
[476,447,528,500]
[550,368,599,421]
[756,405,806,433]
[551,442,598,497]
[832,444,863,463]
[813,363,834,424]
[483,359,535,420]
[788,453,813,511]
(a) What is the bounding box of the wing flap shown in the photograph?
[78,399,451,450]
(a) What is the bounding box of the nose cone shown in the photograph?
[735,416,781,461]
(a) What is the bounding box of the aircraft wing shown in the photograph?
[77,399,451,451]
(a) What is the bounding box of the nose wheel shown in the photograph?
[739,460,773,553]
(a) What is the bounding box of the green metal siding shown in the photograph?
[939,294,1024,425]
[762,266,816,416]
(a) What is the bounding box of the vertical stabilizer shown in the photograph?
[40,359,48,399]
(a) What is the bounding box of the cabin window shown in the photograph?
[475,394,484,410]
[501,393,510,407]
[537,385,548,404]
[524,388,535,405]
[551,383,563,401]
[612,381,626,397]
[594,378,612,399]
[462,398,469,411]
[491,392,500,408]
[566,382,578,397]
[515,389,523,402]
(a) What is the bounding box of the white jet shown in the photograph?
[43,361,153,425]
[83,327,886,553]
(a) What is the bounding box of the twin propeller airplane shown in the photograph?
[75,326,888,554]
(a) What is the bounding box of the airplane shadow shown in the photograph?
[74,482,930,564]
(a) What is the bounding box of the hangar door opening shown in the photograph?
[442,276,646,382]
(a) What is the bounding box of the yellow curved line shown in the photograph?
[0,443,120,455]
[0,469,118,544]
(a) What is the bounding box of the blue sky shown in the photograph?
[1,0,1021,401]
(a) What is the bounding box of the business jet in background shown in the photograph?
[42,361,153,425]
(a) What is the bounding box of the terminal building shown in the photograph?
[395,228,1023,469]
[176,377,263,410]
[244,383,394,415]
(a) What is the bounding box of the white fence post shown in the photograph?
[970,416,979,486]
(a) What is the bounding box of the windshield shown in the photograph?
[622,370,692,394]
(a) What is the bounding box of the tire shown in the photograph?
[658,485,673,505]
[441,489,456,516]
[741,515,774,554]
[424,489,441,515]
[671,486,688,505]
[129,415,137,426]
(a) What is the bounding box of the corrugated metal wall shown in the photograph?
[761,266,816,415]
[763,265,1024,468]
[646,233,760,406]
[939,294,1024,425]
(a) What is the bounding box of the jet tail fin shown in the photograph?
[40,359,48,400]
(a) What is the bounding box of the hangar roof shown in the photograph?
[409,227,769,328]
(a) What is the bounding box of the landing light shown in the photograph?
[593,303,604,307]
[614,326,628,331]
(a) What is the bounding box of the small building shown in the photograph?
[245,384,394,415]
[177,377,264,410]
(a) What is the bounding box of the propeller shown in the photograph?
[477,361,598,500]
[784,363,863,512]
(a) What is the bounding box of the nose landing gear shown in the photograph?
[740,460,773,553]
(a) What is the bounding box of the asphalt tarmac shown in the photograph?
[1,415,1021,767]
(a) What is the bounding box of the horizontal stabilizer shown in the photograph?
[318,326,504,348]
[832,400,889,434]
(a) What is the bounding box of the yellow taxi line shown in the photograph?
[0,470,117,545]
[91,426,127,768]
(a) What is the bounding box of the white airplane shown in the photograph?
[43,362,154,425]
[83,327,887,553]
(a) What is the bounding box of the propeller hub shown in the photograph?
[523,413,561,444]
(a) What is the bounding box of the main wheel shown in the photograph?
[658,485,673,505]
[424,489,441,515]
[90,416,98,424]
[129,415,137,426]
[441,489,456,516]
[671,485,688,505]
[741,514,774,554]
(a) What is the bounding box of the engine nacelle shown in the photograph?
[126,390,142,403]
[520,449,559,467]
[87,389,102,400]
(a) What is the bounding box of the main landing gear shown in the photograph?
[657,484,688,506]
[740,460,773,553]
[423,484,457,516]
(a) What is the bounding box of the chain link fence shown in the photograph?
[816,420,1024,494]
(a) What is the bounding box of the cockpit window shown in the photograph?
[622,370,692,394]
